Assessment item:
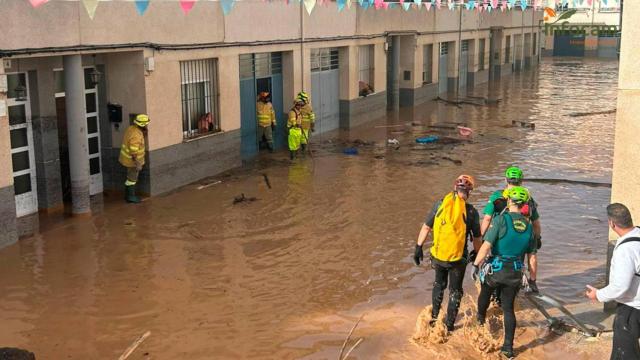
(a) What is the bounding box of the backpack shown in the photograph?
[430,192,468,262]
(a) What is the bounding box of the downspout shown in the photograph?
[456,3,462,103]
[300,2,305,90]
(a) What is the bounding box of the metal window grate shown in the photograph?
[311,48,339,72]
[180,58,220,139]
[358,45,374,92]
[440,42,448,55]
[461,40,469,52]
[478,39,486,70]
[239,52,282,79]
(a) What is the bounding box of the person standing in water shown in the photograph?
[414,175,482,332]
[472,186,536,359]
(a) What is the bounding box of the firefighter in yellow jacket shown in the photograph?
[295,91,315,151]
[256,92,276,152]
[287,100,304,160]
[119,114,149,203]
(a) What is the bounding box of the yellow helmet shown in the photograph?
[296,91,309,104]
[134,114,150,127]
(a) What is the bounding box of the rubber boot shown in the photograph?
[268,143,274,153]
[289,150,295,160]
[125,185,141,204]
[500,345,514,359]
[301,143,307,155]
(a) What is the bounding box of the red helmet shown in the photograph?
[454,174,475,191]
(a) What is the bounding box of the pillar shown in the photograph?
[607,0,640,311]
[0,59,19,248]
[387,35,400,112]
[63,55,91,215]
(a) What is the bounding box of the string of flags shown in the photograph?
[26,0,621,19]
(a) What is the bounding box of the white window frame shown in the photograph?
[358,45,374,95]
[423,44,433,84]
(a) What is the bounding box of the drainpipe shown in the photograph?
[456,3,463,103]
[300,3,305,91]
[618,0,623,59]
[63,55,91,215]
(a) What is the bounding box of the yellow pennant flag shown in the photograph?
[82,0,99,19]
[303,0,316,14]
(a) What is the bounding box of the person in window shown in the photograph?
[256,92,276,152]
[198,112,213,133]
[359,81,374,97]
[119,114,149,204]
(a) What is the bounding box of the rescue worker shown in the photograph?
[256,92,276,152]
[118,114,149,204]
[472,186,537,359]
[414,175,482,332]
[287,99,304,160]
[480,166,542,293]
[295,91,315,151]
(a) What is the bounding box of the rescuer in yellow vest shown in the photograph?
[287,99,304,160]
[295,91,315,151]
[118,114,149,204]
[256,92,276,152]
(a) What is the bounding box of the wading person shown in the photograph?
[481,166,542,293]
[256,92,276,152]
[586,203,640,360]
[472,186,536,359]
[295,91,315,151]
[119,114,149,204]
[414,175,482,332]
[287,100,304,160]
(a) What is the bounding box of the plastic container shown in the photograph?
[343,147,359,155]
[415,136,439,144]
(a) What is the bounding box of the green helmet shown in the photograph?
[296,91,309,103]
[504,166,524,182]
[507,186,530,204]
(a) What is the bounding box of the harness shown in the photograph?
[616,235,640,277]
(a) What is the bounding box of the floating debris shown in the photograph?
[262,173,272,189]
[512,120,535,129]
[197,180,222,190]
[233,193,257,205]
[442,156,463,165]
[569,109,616,117]
[416,136,439,144]
[343,147,359,155]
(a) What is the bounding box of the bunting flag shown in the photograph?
[374,0,383,9]
[304,0,316,14]
[347,0,352,9]
[435,0,441,9]
[29,0,49,7]
[220,0,235,15]
[561,0,568,6]
[466,0,475,9]
[501,0,507,10]
[180,0,196,14]
[82,0,99,19]
[403,2,412,11]
[601,0,607,5]
[135,0,150,15]
[520,0,527,9]
[448,1,455,10]
[483,0,489,11]
[507,0,515,9]
[586,0,592,6]
[413,0,422,8]
[491,0,499,9]
[337,0,346,11]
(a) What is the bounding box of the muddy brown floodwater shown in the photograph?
[0,58,619,359]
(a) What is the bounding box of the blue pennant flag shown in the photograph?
[520,0,527,10]
[337,0,346,11]
[466,0,475,10]
[220,0,235,15]
[402,2,411,10]
[135,0,149,15]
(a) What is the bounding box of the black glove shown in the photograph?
[471,265,480,282]
[468,250,477,263]
[413,245,424,266]
[535,234,542,250]
[271,123,276,131]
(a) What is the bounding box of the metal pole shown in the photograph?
[300,2,305,91]
[389,35,400,112]
[456,3,463,103]
[521,6,525,71]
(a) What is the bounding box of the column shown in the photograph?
[63,55,91,215]
[0,59,19,248]
[608,0,640,310]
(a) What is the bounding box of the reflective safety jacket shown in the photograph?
[119,125,145,168]
[256,101,276,127]
[288,108,302,128]
[300,103,315,130]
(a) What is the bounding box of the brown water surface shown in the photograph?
[0,58,618,359]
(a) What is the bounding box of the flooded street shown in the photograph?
[0,58,619,359]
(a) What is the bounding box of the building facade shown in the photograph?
[0,1,542,247]
[542,1,621,57]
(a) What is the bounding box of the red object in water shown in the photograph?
[457,126,473,137]
[521,204,530,217]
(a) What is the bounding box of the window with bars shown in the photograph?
[478,39,486,70]
[440,42,448,55]
[423,44,433,84]
[239,52,282,79]
[358,45,374,96]
[180,59,220,139]
[311,48,339,72]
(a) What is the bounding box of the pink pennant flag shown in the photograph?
[382,1,389,8]
[180,0,196,15]
[435,0,441,9]
[501,0,507,10]
[586,0,592,5]
[425,1,432,10]
[29,0,49,7]
[374,0,384,9]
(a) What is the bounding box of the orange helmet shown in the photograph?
[259,92,270,100]
[454,174,475,191]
